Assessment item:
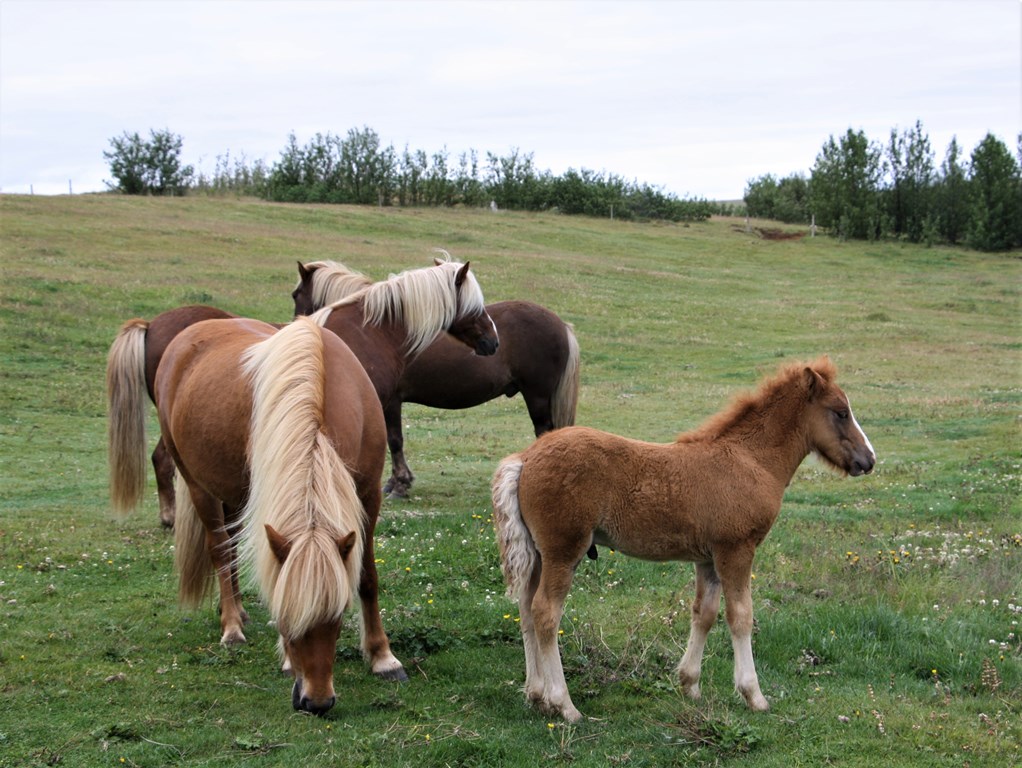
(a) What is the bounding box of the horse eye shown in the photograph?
[835,409,849,420]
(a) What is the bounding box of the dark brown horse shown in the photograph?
[135,316,377,713]
[108,260,499,526]
[294,259,580,498]
[492,357,876,721]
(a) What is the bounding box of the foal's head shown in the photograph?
[801,359,876,477]
[292,261,372,317]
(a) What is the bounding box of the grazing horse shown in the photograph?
[491,357,876,722]
[294,259,580,498]
[156,316,377,714]
[107,259,498,525]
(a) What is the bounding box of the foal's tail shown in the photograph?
[491,455,536,601]
[173,473,215,607]
[106,318,150,516]
[551,324,580,429]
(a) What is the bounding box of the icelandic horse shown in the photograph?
[294,258,580,498]
[107,260,498,686]
[491,357,875,721]
[157,316,377,714]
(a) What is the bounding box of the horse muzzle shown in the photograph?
[849,453,876,477]
[292,678,336,716]
[475,335,499,356]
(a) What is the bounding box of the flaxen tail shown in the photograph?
[491,455,536,601]
[106,318,150,516]
[173,473,215,607]
[551,324,580,429]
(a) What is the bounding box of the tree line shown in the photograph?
[104,122,1020,250]
[103,127,718,223]
[743,121,1021,252]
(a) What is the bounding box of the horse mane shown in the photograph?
[301,260,373,310]
[237,317,365,638]
[310,258,487,357]
[678,356,837,444]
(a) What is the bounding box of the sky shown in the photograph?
[0,0,1018,200]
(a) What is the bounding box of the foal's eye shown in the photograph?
[835,409,849,420]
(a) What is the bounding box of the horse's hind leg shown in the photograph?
[152,437,177,528]
[190,492,246,646]
[382,401,414,499]
[517,559,543,703]
[676,561,722,701]
[717,546,769,711]
[531,561,581,722]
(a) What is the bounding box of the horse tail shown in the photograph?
[491,455,536,601]
[239,317,365,637]
[106,318,150,516]
[550,323,580,428]
[173,473,215,607]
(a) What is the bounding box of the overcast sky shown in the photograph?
[1,0,1018,200]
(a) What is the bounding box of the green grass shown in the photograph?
[0,195,1019,767]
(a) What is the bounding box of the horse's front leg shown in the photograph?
[152,436,177,528]
[717,546,769,711]
[676,561,722,701]
[356,503,408,681]
[382,400,414,499]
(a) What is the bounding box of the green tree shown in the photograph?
[104,129,194,195]
[967,133,1021,251]
[887,121,935,243]
[810,129,885,240]
[934,137,969,245]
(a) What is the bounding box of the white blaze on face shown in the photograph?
[848,397,875,462]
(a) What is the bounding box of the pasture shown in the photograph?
[0,194,1019,767]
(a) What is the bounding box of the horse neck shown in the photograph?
[712,395,813,485]
[321,301,408,400]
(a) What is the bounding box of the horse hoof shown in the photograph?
[375,666,409,683]
[386,488,410,501]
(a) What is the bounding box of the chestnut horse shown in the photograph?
[108,259,498,526]
[491,357,875,722]
[158,316,375,714]
[294,258,580,498]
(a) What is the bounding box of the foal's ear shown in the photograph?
[337,531,357,561]
[265,524,293,564]
[804,366,827,398]
[454,261,471,288]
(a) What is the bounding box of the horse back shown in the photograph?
[155,318,276,507]
[516,426,784,563]
[144,305,237,399]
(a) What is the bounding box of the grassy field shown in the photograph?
[0,194,1019,767]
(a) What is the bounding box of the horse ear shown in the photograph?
[265,524,293,564]
[804,366,826,398]
[337,531,357,561]
[455,261,471,288]
[433,257,444,266]
[297,261,311,282]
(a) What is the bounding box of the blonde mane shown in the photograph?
[300,260,373,309]
[310,259,487,357]
[678,356,837,444]
[238,317,365,639]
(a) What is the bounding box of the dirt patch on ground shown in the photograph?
[732,225,808,240]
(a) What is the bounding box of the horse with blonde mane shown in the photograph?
[156,316,377,714]
[108,259,498,524]
[107,260,497,687]
[294,257,580,498]
[491,357,875,722]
